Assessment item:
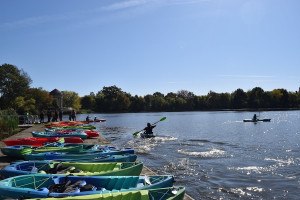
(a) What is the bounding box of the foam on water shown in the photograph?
[126,135,178,154]
[264,157,295,166]
[228,165,277,174]
[178,148,226,158]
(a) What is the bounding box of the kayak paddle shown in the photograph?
[132,117,167,137]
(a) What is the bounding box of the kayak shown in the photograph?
[243,118,271,122]
[0,146,32,158]
[2,137,64,147]
[0,174,174,198]
[45,121,89,128]
[46,125,97,130]
[23,148,134,160]
[27,186,185,200]
[32,131,88,140]
[62,144,129,154]
[1,145,83,158]
[45,128,100,138]
[0,161,143,178]
[141,133,155,138]
[55,154,138,163]
[63,137,84,143]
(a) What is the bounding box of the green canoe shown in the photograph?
[0,145,83,158]
[28,186,185,200]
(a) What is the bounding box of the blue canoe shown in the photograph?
[23,148,134,160]
[32,131,88,140]
[0,161,143,178]
[0,174,174,198]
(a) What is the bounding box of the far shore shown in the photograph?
[79,107,300,114]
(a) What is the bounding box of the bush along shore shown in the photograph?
[0,109,19,140]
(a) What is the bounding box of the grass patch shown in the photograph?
[0,109,19,140]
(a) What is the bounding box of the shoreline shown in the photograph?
[79,107,300,114]
[0,124,194,200]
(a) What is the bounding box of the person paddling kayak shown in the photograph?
[252,114,257,121]
[142,123,156,138]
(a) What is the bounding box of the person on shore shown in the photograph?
[71,110,76,121]
[59,110,63,121]
[52,110,58,122]
[252,114,257,121]
[69,112,72,121]
[143,123,156,137]
[39,110,45,123]
[47,110,52,123]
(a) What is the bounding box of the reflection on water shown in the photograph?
[76,111,300,199]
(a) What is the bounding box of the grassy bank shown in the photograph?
[0,109,19,140]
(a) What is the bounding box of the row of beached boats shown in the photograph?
[0,120,185,199]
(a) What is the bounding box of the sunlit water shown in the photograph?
[75,111,300,199]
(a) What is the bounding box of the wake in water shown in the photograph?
[127,135,178,154]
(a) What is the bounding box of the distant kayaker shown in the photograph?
[143,123,156,137]
[86,115,90,122]
[252,114,257,121]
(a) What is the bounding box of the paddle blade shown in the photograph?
[133,131,141,137]
[133,132,139,136]
[159,117,167,121]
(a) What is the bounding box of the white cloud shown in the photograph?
[102,0,152,11]
[217,75,274,78]
[0,0,210,30]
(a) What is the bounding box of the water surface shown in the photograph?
[76,111,300,199]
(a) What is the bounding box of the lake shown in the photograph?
[76,111,300,199]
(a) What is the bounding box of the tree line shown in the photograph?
[1,63,300,114]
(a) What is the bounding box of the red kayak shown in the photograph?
[45,121,88,128]
[2,137,83,147]
[63,137,84,143]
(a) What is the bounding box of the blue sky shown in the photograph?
[1,0,299,96]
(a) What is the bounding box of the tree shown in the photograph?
[206,91,221,109]
[26,88,53,111]
[177,90,196,110]
[61,91,81,110]
[13,96,36,114]
[130,95,145,112]
[231,88,247,109]
[288,92,299,108]
[247,87,265,108]
[0,64,32,109]
[95,85,130,112]
[81,95,95,110]
[270,89,289,108]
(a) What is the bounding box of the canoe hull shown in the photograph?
[24,148,134,160]
[0,174,174,199]
[27,186,185,200]
[32,131,88,140]
[0,161,143,178]
[2,137,64,147]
